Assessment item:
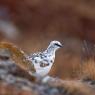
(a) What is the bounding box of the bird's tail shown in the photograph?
[0,41,35,73]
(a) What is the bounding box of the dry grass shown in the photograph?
[81,58,95,80]
[62,80,95,95]
[47,78,95,95]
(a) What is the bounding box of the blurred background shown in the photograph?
[0,0,95,80]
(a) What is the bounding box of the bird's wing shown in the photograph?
[28,52,43,60]
[28,52,49,67]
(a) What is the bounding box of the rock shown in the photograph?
[0,49,95,95]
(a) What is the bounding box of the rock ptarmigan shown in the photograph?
[27,41,62,77]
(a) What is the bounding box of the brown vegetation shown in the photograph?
[82,59,95,80]
[0,42,35,73]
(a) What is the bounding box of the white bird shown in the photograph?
[27,41,62,78]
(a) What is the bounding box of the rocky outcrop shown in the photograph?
[0,44,95,95]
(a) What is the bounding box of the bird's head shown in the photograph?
[48,40,62,51]
[50,40,62,47]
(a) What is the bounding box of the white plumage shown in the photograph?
[28,41,62,77]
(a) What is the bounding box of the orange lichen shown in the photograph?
[0,41,35,73]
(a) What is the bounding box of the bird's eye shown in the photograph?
[54,43,62,47]
[54,43,58,46]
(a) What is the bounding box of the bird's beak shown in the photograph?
[60,44,63,47]
[58,44,63,47]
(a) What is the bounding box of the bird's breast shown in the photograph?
[35,64,53,77]
[31,54,55,77]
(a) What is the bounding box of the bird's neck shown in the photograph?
[44,45,58,55]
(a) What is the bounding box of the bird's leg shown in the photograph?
[42,75,52,83]
[28,71,51,83]
[28,71,44,82]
